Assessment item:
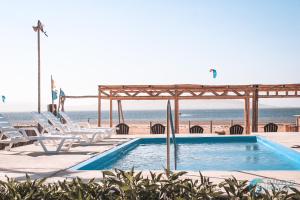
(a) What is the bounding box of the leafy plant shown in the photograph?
[0,169,299,200]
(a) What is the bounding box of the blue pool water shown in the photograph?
[73,136,300,171]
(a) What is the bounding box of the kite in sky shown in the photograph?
[209,68,217,79]
[1,95,5,103]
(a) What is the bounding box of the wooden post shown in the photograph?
[188,120,191,130]
[118,100,125,123]
[252,86,259,132]
[244,97,250,134]
[58,96,61,113]
[210,120,213,133]
[98,87,101,127]
[61,97,65,112]
[150,121,152,134]
[174,98,179,133]
[110,97,113,128]
[166,102,170,174]
[296,116,300,132]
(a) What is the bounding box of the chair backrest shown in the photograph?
[116,123,129,134]
[59,112,79,129]
[60,112,73,124]
[32,112,59,133]
[151,123,165,134]
[43,112,66,130]
[230,124,244,135]
[264,123,278,132]
[189,125,204,134]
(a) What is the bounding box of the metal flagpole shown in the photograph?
[37,22,41,113]
[33,20,48,113]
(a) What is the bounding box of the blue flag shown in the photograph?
[52,90,58,100]
[59,89,65,97]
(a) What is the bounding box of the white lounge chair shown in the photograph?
[0,114,80,153]
[45,112,115,139]
[33,112,105,144]
[59,111,115,138]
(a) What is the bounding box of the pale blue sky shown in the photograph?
[0,0,299,111]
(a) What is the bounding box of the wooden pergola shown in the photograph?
[62,84,300,134]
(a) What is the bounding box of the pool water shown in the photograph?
[74,136,300,171]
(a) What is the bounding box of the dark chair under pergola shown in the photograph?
[230,124,244,135]
[116,123,129,134]
[151,123,165,134]
[189,125,204,134]
[264,123,278,132]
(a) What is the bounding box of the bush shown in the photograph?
[0,169,299,200]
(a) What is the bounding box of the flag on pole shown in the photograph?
[32,20,48,37]
[51,76,58,101]
[60,89,65,97]
[52,90,58,100]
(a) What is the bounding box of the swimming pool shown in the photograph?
[72,136,300,171]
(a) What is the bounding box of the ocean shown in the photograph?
[2,108,300,124]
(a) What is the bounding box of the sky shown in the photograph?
[0,0,299,111]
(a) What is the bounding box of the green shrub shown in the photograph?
[0,169,299,200]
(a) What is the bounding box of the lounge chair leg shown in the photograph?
[4,143,14,151]
[56,139,66,152]
[38,141,49,153]
[65,140,75,152]
[89,133,98,143]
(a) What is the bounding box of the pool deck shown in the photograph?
[1,132,300,187]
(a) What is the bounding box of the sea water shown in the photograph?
[3,108,300,123]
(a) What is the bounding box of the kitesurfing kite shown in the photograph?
[209,68,217,79]
[1,95,5,103]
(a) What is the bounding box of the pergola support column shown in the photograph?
[98,88,101,127]
[109,93,113,128]
[252,86,259,132]
[244,96,250,134]
[174,98,179,133]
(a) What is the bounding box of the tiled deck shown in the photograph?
[1,133,300,187]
